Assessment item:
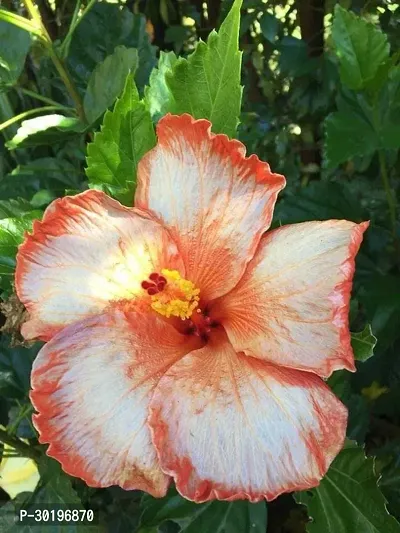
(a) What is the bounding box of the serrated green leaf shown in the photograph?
[138,489,267,533]
[0,19,31,89]
[144,51,178,120]
[351,324,377,362]
[165,0,243,137]
[296,442,400,533]
[6,115,85,150]
[86,74,156,205]
[83,46,138,124]
[332,5,390,91]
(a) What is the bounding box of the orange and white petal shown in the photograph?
[16,190,184,341]
[214,220,369,378]
[135,114,285,301]
[148,336,347,503]
[31,309,195,495]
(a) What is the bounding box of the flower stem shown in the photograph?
[0,428,40,461]
[23,0,88,125]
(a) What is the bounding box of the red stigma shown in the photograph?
[142,272,167,295]
[147,286,158,295]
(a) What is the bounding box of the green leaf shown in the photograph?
[346,395,370,443]
[165,0,243,137]
[325,97,377,168]
[325,86,400,168]
[327,372,369,443]
[83,46,138,125]
[278,37,317,77]
[351,324,377,362]
[359,275,400,349]
[6,115,85,149]
[67,3,156,93]
[37,456,83,505]
[144,51,178,120]
[328,369,352,402]
[0,198,35,219]
[0,337,39,398]
[332,5,390,91]
[1,158,83,200]
[0,19,31,89]
[274,182,365,225]
[0,212,41,290]
[86,74,156,205]
[296,441,400,533]
[138,489,267,533]
[259,12,279,43]
[377,65,400,150]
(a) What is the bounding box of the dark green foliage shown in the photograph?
[0,1,399,532]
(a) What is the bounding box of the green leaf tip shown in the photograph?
[351,324,377,362]
[158,0,243,138]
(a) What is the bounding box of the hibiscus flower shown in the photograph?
[15,114,368,503]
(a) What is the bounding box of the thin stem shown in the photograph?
[60,0,97,58]
[23,0,45,30]
[0,428,40,461]
[47,48,87,122]
[22,0,88,124]
[0,106,72,133]
[0,9,43,38]
[18,87,67,108]
[378,151,398,237]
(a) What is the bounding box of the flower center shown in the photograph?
[141,269,200,320]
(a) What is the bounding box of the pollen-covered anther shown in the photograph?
[147,269,200,320]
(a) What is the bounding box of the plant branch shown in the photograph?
[23,0,88,124]
[0,428,40,461]
[0,8,43,38]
